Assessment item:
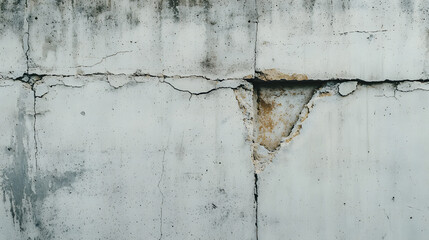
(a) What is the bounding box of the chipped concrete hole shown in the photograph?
[254,82,320,151]
[251,81,321,172]
[248,79,362,173]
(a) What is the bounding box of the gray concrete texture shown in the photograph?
[1,0,429,239]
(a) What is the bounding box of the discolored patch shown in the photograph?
[303,0,316,12]
[0,0,25,34]
[256,69,309,81]
[165,0,211,21]
[400,0,414,14]
[341,0,351,10]
[1,105,83,238]
[254,83,319,151]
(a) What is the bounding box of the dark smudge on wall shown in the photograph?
[1,100,83,239]
[0,0,25,34]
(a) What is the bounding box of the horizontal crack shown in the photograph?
[4,72,429,85]
[336,29,388,35]
[160,79,250,100]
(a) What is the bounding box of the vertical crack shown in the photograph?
[254,173,259,240]
[253,83,259,240]
[32,86,38,170]
[253,0,259,77]
[24,0,30,74]
[24,0,36,170]
[158,150,166,240]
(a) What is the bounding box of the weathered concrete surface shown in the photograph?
[257,0,429,80]
[14,76,255,239]
[258,82,429,239]
[0,0,27,78]
[28,0,257,79]
[0,79,36,239]
[3,0,429,239]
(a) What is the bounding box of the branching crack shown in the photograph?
[160,79,249,100]
[76,51,132,68]
[8,72,246,83]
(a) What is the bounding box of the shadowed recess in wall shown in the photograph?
[241,80,333,173]
[253,81,321,151]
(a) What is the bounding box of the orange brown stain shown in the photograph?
[285,125,302,143]
[318,92,332,97]
[257,69,309,81]
[258,98,277,134]
[257,97,285,150]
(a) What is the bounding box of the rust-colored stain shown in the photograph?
[285,125,302,143]
[300,109,309,122]
[318,91,332,97]
[243,74,254,80]
[257,69,309,81]
[257,98,285,151]
[258,98,278,133]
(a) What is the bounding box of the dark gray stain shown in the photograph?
[0,0,25,34]
[2,104,35,231]
[303,0,316,12]
[164,0,211,21]
[157,0,218,72]
[127,11,140,26]
[72,0,117,31]
[1,103,83,238]
[200,55,216,70]
[168,0,180,21]
[45,0,143,35]
[400,0,414,14]
[341,0,350,10]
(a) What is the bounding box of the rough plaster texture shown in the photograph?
[2,0,429,239]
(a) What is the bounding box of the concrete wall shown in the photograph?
[1,0,429,239]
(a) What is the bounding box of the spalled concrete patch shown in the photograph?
[254,82,319,151]
[338,81,358,96]
[245,81,336,173]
